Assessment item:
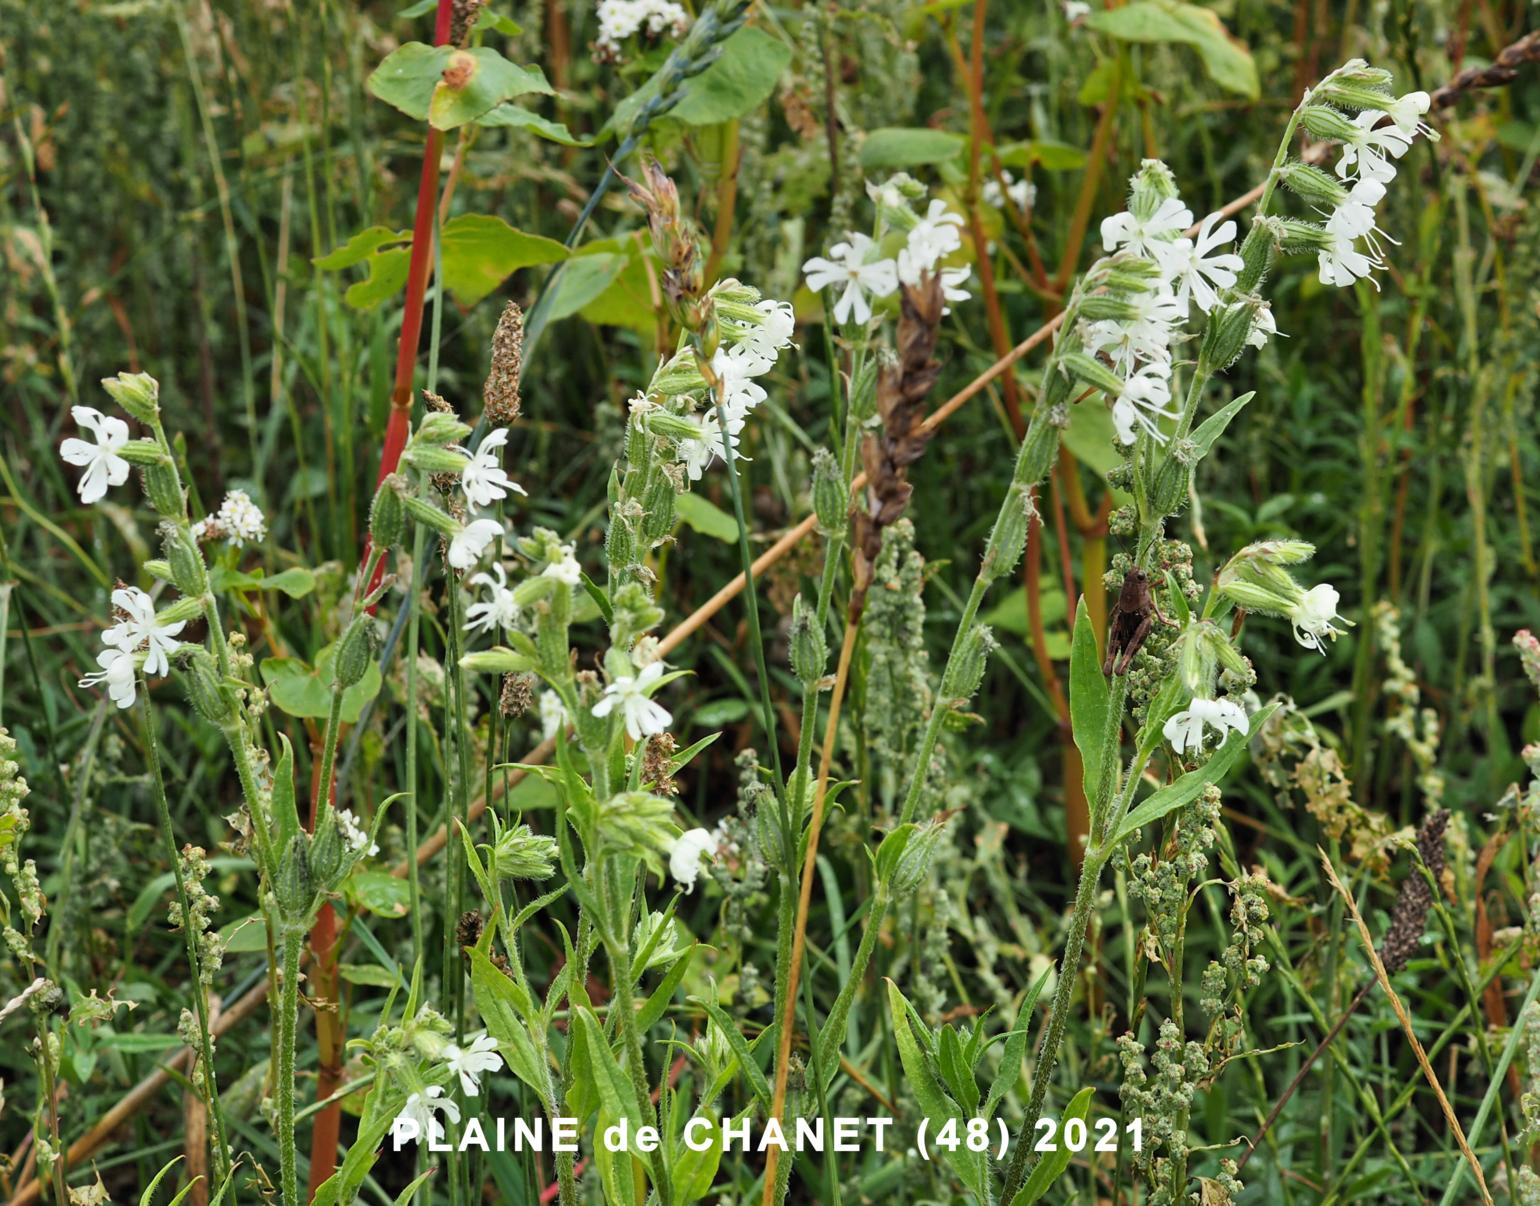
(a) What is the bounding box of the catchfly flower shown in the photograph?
[393,1085,460,1146]
[104,586,185,677]
[464,563,519,635]
[443,1033,502,1096]
[447,518,503,571]
[1290,583,1350,653]
[1335,110,1414,184]
[802,234,899,325]
[1163,696,1249,755]
[59,406,131,505]
[1100,195,1192,271]
[79,646,138,710]
[593,661,672,741]
[668,827,718,892]
[1169,213,1244,313]
[1110,363,1178,446]
[460,428,526,511]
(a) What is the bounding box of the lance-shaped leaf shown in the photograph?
[1069,598,1111,817]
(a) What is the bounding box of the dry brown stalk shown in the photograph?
[1430,30,1540,110]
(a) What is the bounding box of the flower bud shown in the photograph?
[116,439,171,467]
[160,523,209,596]
[1128,158,1180,219]
[142,462,184,518]
[274,833,314,920]
[610,581,664,649]
[1078,295,1141,322]
[156,596,206,627]
[640,469,678,546]
[182,649,233,725]
[1199,297,1260,374]
[308,809,347,893]
[811,449,847,538]
[946,622,996,704]
[1061,352,1125,396]
[333,616,377,691]
[102,372,161,423]
[788,595,827,686]
[1311,81,1393,112]
[848,357,879,422]
[412,413,472,446]
[875,819,949,898]
[402,444,471,475]
[1276,220,1333,252]
[401,494,459,536]
[1234,219,1280,294]
[1150,457,1192,518]
[981,483,1034,582]
[491,823,559,880]
[460,646,538,674]
[143,559,174,583]
[370,476,407,551]
[1298,104,1360,143]
[642,410,705,443]
[1279,161,1350,208]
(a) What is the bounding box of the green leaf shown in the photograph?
[437,213,569,307]
[210,566,317,598]
[674,492,739,543]
[669,27,791,126]
[346,870,411,918]
[1010,1086,1096,1205]
[1190,391,1256,458]
[692,997,774,1109]
[1085,1,1259,99]
[636,944,697,1032]
[575,1005,646,1125]
[139,1156,186,1206]
[271,736,301,859]
[368,43,551,128]
[1070,599,1111,817]
[983,967,1052,1119]
[886,980,987,1198]
[859,127,968,170]
[259,643,382,722]
[313,225,412,271]
[346,246,412,310]
[476,103,594,146]
[541,252,628,322]
[470,947,552,1107]
[997,139,1088,172]
[1110,701,1279,848]
[670,1109,724,1205]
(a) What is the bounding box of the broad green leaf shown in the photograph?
[573,238,659,333]
[259,642,382,722]
[1086,1,1258,99]
[669,27,791,126]
[1190,391,1256,458]
[575,1006,646,1125]
[886,980,988,1198]
[311,1079,401,1206]
[1110,701,1279,847]
[1010,1086,1096,1205]
[439,213,569,306]
[674,492,738,543]
[368,43,551,128]
[670,1109,723,1205]
[210,566,316,598]
[313,225,411,271]
[1063,399,1125,481]
[346,246,411,310]
[541,252,628,323]
[997,139,1088,171]
[338,962,402,988]
[477,103,594,145]
[859,127,968,170]
[1070,598,1111,815]
[346,870,411,917]
[470,946,552,1107]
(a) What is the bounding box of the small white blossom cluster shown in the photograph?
[191,489,268,547]
[802,177,973,325]
[335,807,379,858]
[391,1032,503,1145]
[1314,89,1433,288]
[982,170,1036,214]
[591,0,688,62]
[79,586,185,710]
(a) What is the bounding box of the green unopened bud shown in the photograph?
[142,462,184,518]
[143,559,173,583]
[491,822,559,880]
[597,792,676,872]
[1316,58,1393,92]
[643,410,706,442]
[412,413,472,446]
[1279,161,1350,208]
[274,833,313,919]
[1175,622,1220,696]
[788,595,828,686]
[1311,80,1393,112]
[652,351,706,396]
[333,616,376,690]
[156,596,206,627]
[1298,104,1360,144]
[606,507,638,572]
[162,523,208,596]
[512,575,556,608]
[182,649,233,725]
[848,357,879,422]
[1061,352,1126,396]
[1078,295,1141,322]
[1235,219,1280,293]
[947,622,996,705]
[117,439,170,467]
[1128,158,1180,219]
[101,372,160,423]
[1276,220,1333,252]
[611,581,664,648]
[401,494,459,536]
[982,483,1034,582]
[1199,297,1259,374]
[402,445,471,475]
[875,818,950,897]
[1150,456,1193,518]
[308,809,347,892]
[460,646,538,674]
[1217,578,1296,616]
[370,475,407,550]
[811,449,847,538]
[640,468,678,546]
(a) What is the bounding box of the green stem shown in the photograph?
[277,925,305,1206]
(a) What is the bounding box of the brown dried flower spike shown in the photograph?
[484,300,524,425]
[849,274,944,620]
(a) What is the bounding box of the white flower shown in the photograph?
[542,543,582,586]
[897,199,965,283]
[447,518,503,571]
[1316,228,1383,289]
[803,234,899,325]
[1246,304,1281,349]
[668,827,718,892]
[592,660,672,741]
[216,490,267,546]
[1324,177,1397,259]
[1163,696,1249,755]
[593,0,688,59]
[677,407,747,482]
[1063,0,1091,20]
[60,406,131,505]
[1335,110,1414,184]
[539,690,568,740]
[983,171,1036,213]
[393,1085,461,1146]
[1169,212,1243,313]
[443,1033,502,1096]
[460,428,526,512]
[1290,583,1349,653]
[79,645,138,710]
[710,345,771,410]
[1109,363,1178,446]
[335,808,379,857]
[465,563,519,635]
[1386,90,1434,140]
[1100,196,1193,271]
[735,299,795,361]
[104,586,185,676]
